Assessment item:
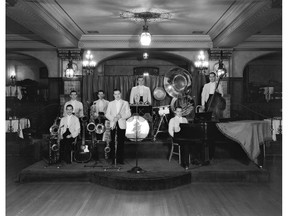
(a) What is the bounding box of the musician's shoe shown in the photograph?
[181,163,189,170]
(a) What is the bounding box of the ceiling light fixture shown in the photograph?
[140,19,151,46]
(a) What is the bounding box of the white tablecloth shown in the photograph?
[264,117,282,141]
[216,120,272,164]
[6,118,30,138]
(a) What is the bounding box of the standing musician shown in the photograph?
[105,89,131,164]
[63,90,84,118]
[59,104,80,164]
[130,76,152,104]
[90,90,109,120]
[169,107,201,169]
[201,72,223,112]
[89,90,109,161]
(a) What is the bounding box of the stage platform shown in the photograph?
[17,158,269,191]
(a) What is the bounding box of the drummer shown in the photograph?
[130,76,152,105]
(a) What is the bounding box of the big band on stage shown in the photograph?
[47,104,154,164]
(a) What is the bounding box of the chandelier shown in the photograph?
[120,10,172,46]
[195,50,209,73]
[82,50,96,75]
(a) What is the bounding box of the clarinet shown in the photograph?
[113,121,118,165]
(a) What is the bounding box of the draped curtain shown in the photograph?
[82,75,172,107]
[82,71,206,110]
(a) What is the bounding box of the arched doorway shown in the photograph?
[242,52,282,118]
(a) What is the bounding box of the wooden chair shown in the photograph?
[169,141,181,164]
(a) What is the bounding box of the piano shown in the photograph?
[173,122,215,165]
[174,118,270,166]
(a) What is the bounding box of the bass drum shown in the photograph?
[125,116,150,141]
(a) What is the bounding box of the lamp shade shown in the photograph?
[140,32,151,46]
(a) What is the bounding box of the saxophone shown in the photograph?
[48,117,61,164]
[104,120,111,159]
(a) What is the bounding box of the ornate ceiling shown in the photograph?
[6,0,282,50]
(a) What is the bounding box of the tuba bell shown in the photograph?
[164,67,194,116]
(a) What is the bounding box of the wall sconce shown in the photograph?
[215,51,227,77]
[143,52,149,59]
[195,50,209,74]
[82,50,97,75]
[10,70,16,84]
[65,59,75,78]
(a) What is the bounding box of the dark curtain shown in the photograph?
[82,75,172,107]
[82,72,206,111]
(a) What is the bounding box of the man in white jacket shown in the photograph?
[105,89,131,164]
[201,72,223,111]
[90,90,109,121]
[129,76,152,104]
[59,104,80,164]
[63,90,84,118]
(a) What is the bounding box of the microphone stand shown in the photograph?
[128,103,145,174]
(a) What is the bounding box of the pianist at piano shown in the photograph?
[168,106,201,169]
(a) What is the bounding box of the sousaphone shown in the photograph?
[164,67,194,116]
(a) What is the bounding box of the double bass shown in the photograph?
[206,72,226,120]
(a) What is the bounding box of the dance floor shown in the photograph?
[17,158,269,191]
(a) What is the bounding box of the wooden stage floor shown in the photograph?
[17,158,269,190]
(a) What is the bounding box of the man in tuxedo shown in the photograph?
[129,76,152,104]
[90,90,109,121]
[105,89,131,164]
[89,90,109,161]
[201,72,223,112]
[63,90,84,118]
[169,107,201,169]
[59,104,80,164]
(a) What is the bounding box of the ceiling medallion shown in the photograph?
[120,9,172,22]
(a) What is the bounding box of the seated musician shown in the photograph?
[59,104,80,164]
[169,107,201,169]
[201,72,223,112]
[129,76,152,105]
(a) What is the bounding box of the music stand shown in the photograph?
[126,105,149,174]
